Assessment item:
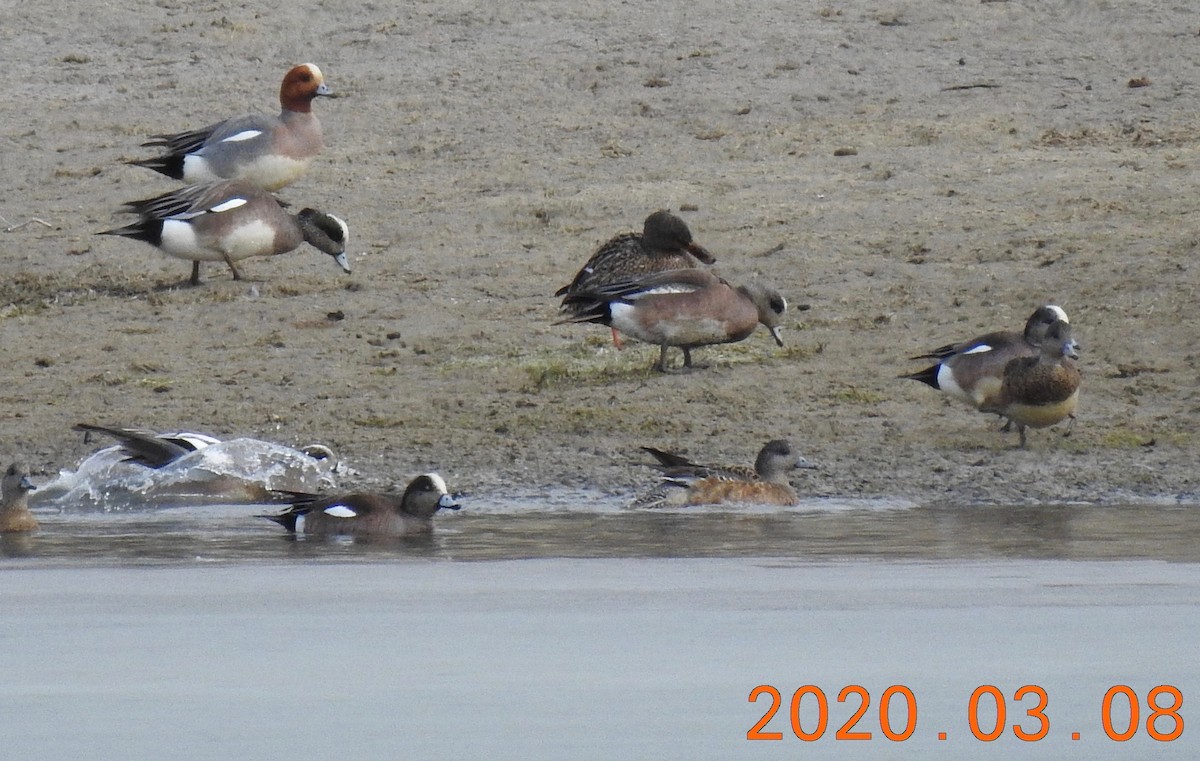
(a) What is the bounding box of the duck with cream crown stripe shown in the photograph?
[558,267,786,372]
[262,474,460,538]
[99,180,350,285]
[900,305,1068,412]
[130,63,333,191]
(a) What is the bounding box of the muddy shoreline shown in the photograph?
[2,1,1198,507]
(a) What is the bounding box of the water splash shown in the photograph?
[32,438,343,511]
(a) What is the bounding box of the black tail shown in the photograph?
[898,364,940,389]
[128,155,186,181]
[259,510,302,533]
[97,220,162,246]
[555,295,613,326]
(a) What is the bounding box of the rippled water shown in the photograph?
[7,494,1199,566]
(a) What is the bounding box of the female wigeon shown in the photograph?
[556,211,716,347]
[0,463,37,533]
[901,305,1069,411]
[982,320,1081,447]
[262,474,461,538]
[131,63,332,191]
[632,440,816,508]
[558,268,786,372]
[99,180,350,285]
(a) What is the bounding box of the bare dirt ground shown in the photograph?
[2,0,1198,506]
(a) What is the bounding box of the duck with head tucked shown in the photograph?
[632,440,816,508]
[0,463,37,533]
[131,63,334,191]
[262,473,460,539]
[558,268,786,372]
[100,180,350,285]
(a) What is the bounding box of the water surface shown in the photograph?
[3,497,1197,760]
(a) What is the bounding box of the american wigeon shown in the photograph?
[262,473,460,538]
[73,423,337,469]
[982,320,1081,447]
[74,424,221,467]
[632,440,816,508]
[131,63,332,191]
[35,425,340,508]
[99,180,350,285]
[900,305,1069,411]
[556,211,716,347]
[557,268,787,372]
[0,463,37,533]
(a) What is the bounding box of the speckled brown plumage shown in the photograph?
[555,210,715,299]
[633,440,816,508]
[984,320,1081,447]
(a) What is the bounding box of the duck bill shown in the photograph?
[332,251,351,274]
[768,326,784,347]
[438,494,462,511]
[686,242,716,265]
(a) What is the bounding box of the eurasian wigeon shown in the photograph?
[556,211,716,346]
[900,305,1069,411]
[99,180,350,285]
[632,440,816,508]
[262,473,461,538]
[981,320,1082,448]
[558,268,787,372]
[0,463,37,533]
[131,63,332,191]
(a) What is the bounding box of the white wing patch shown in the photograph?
[169,433,221,450]
[636,284,697,298]
[322,504,357,519]
[221,129,264,144]
[962,344,993,355]
[209,198,249,214]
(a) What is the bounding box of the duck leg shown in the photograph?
[652,344,671,373]
[222,254,244,281]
